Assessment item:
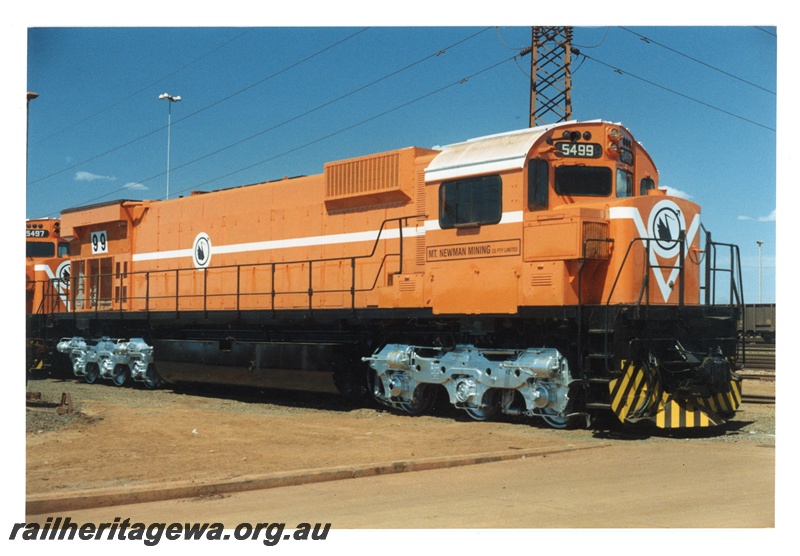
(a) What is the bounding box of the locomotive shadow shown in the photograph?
[25,374,759,438]
[163,382,497,421]
[165,381,366,414]
[590,416,755,441]
[23,373,565,424]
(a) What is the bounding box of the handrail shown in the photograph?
[54,214,424,319]
[703,235,743,307]
[29,277,68,316]
[702,230,745,364]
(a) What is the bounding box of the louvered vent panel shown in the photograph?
[399,279,417,292]
[415,169,427,266]
[326,152,400,198]
[531,274,553,287]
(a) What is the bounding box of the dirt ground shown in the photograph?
[24,369,776,501]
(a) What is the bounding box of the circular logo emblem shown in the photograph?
[192,232,212,269]
[56,261,71,289]
[647,200,686,259]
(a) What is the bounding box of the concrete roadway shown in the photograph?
[26,440,774,529]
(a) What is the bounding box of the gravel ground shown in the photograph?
[24,365,774,499]
[23,366,776,530]
[25,368,775,441]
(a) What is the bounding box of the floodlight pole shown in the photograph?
[27,92,39,182]
[159,93,181,200]
[756,240,764,304]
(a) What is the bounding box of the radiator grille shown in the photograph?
[582,221,610,259]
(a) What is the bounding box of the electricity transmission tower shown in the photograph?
[524,27,574,127]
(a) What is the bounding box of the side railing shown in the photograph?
[63,215,423,320]
[603,230,742,312]
[585,230,743,374]
[701,229,745,364]
[29,277,70,316]
[702,229,744,308]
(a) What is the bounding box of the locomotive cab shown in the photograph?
[423,121,694,312]
[26,218,70,315]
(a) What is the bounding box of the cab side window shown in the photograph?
[616,169,633,198]
[528,159,549,210]
[439,175,502,229]
[640,177,655,195]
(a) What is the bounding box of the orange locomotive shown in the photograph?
[39,120,744,428]
[26,218,70,371]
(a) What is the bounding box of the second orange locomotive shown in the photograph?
[42,120,743,429]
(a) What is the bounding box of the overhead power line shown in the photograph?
[754,27,777,37]
[44,28,495,211]
[142,28,493,191]
[578,51,776,132]
[618,26,776,96]
[27,28,370,188]
[177,54,518,196]
[31,28,255,146]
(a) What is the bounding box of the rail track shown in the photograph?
[737,339,775,405]
[741,339,776,371]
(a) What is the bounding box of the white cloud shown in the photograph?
[758,209,776,222]
[661,186,693,200]
[738,209,775,222]
[123,182,148,191]
[75,171,116,182]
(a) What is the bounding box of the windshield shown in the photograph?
[27,242,55,258]
[555,166,612,197]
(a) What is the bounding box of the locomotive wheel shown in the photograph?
[112,365,129,387]
[369,370,387,400]
[399,384,436,416]
[539,408,570,429]
[464,390,501,421]
[142,365,162,389]
[84,364,99,384]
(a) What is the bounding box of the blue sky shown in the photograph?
[19,15,781,308]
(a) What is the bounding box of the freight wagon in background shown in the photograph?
[27,120,745,430]
[741,303,776,344]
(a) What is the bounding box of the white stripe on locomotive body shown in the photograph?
[131,211,526,264]
[131,205,693,303]
[131,226,424,263]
